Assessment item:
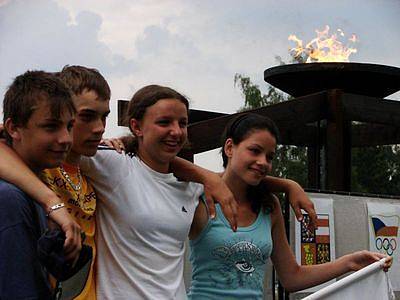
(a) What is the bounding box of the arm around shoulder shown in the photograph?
[0,142,60,212]
[263,176,317,226]
[170,157,238,231]
[0,142,81,262]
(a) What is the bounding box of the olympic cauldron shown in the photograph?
[262,62,400,192]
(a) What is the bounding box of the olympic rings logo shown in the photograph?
[375,237,397,256]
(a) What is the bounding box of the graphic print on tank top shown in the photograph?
[211,237,270,289]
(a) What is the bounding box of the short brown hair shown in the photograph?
[58,65,111,100]
[3,70,75,143]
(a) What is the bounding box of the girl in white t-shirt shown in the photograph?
[81,85,205,299]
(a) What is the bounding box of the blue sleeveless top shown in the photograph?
[188,202,273,299]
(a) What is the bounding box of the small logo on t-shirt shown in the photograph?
[182,206,188,213]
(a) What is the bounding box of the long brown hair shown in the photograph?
[221,113,280,213]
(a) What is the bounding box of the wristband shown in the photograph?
[46,203,65,218]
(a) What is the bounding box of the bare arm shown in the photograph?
[269,197,391,292]
[189,200,209,240]
[0,142,81,261]
[170,156,238,231]
[263,176,317,226]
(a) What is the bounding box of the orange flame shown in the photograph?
[289,25,358,63]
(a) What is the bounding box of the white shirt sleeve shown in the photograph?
[189,182,203,207]
[80,150,128,188]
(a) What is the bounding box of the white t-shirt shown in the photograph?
[80,151,202,300]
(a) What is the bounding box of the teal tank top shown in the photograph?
[188,202,273,299]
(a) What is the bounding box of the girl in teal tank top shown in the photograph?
[188,113,392,299]
[189,200,273,299]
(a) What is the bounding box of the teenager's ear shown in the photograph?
[224,138,233,158]
[4,118,21,141]
[129,118,143,137]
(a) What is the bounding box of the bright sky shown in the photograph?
[1,0,400,170]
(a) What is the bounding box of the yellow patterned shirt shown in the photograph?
[42,163,96,300]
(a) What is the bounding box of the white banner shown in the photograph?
[367,202,400,290]
[302,258,394,300]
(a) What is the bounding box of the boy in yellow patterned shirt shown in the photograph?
[44,65,110,299]
[41,165,98,299]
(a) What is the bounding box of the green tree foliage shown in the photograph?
[352,145,400,195]
[234,73,283,110]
